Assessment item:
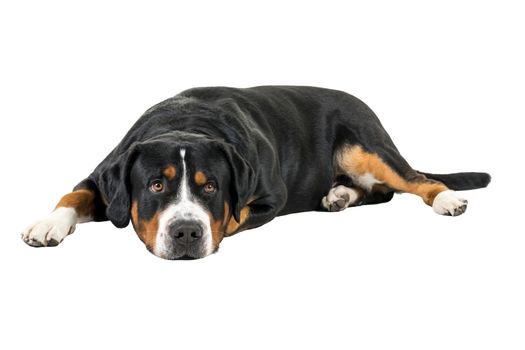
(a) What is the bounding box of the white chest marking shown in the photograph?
[351,172,382,192]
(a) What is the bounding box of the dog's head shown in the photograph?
[97,133,256,259]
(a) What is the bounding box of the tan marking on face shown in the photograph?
[55,189,95,218]
[163,165,177,180]
[225,206,250,236]
[194,171,207,186]
[336,145,448,205]
[208,201,231,249]
[131,200,159,251]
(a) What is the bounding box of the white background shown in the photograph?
[1,1,523,349]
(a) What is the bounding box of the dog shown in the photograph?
[22,86,491,259]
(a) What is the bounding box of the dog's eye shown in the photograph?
[149,180,164,193]
[203,182,216,194]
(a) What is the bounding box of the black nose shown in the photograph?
[169,221,203,245]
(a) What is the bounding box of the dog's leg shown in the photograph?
[22,179,105,247]
[335,145,468,216]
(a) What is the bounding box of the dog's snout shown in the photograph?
[169,220,204,245]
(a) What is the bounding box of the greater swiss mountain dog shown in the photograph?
[22,86,491,259]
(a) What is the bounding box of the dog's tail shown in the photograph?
[418,171,491,191]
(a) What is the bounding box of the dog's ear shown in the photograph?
[95,144,140,228]
[220,143,257,223]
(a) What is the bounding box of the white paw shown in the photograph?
[322,185,361,212]
[432,190,468,216]
[22,207,78,247]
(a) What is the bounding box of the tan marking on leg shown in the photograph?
[194,171,207,186]
[55,189,95,219]
[163,165,177,180]
[131,200,159,251]
[336,145,448,205]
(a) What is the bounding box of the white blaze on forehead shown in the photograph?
[154,148,213,257]
[178,148,189,201]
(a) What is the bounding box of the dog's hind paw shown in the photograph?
[321,185,361,212]
[432,190,468,216]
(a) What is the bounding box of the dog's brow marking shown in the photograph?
[163,165,177,180]
[194,171,207,186]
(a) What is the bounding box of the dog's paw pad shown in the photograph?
[334,198,346,208]
[433,190,468,216]
[21,208,77,247]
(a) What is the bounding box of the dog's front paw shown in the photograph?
[432,190,468,216]
[22,208,77,247]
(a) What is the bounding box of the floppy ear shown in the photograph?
[96,145,140,228]
[221,144,257,223]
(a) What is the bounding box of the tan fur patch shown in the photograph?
[226,206,250,236]
[194,171,207,186]
[163,165,177,180]
[131,200,159,251]
[336,145,448,205]
[55,189,95,219]
[208,201,231,249]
